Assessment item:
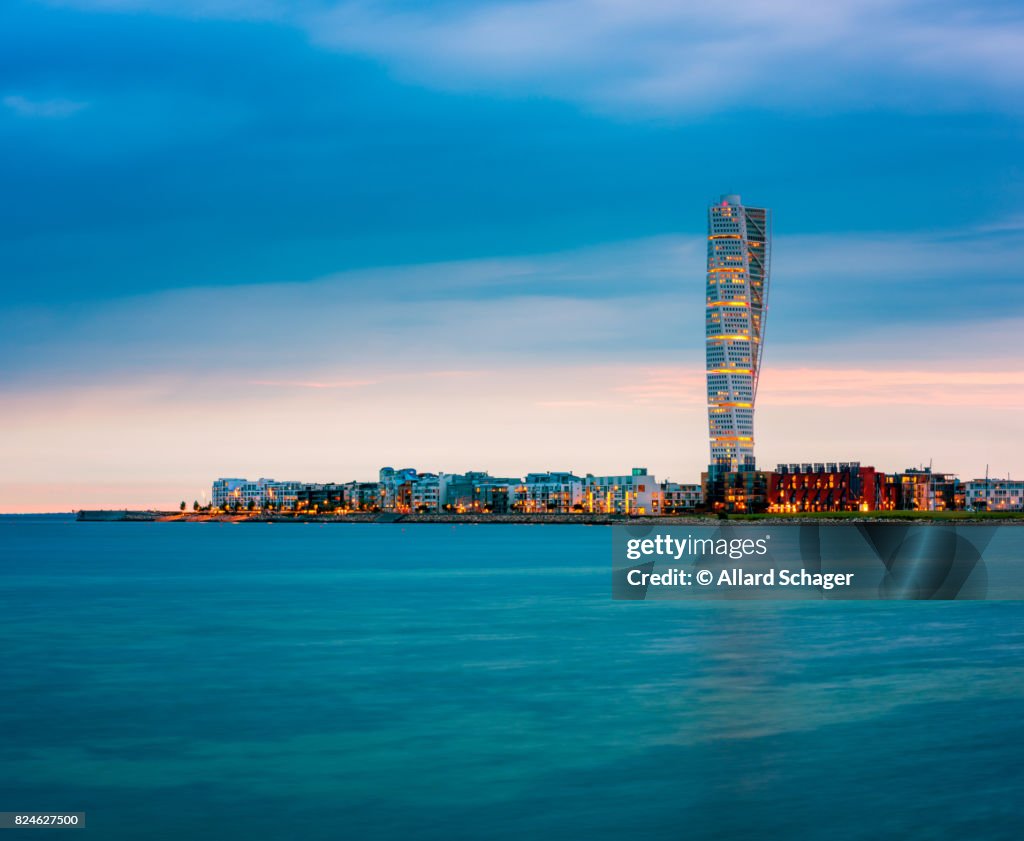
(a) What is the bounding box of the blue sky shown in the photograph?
[2,0,1023,509]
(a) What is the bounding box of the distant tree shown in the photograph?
[247,499,256,512]
[192,500,200,512]
[180,500,186,512]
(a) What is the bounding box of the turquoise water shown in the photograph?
[1,518,1023,840]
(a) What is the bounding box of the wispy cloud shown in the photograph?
[250,379,376,389]
[303,0,1024,114]
[3,222,1023,386]
[46,0,1024,115]
[3,94,89,118]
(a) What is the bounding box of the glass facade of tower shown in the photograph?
[706,194,771,472]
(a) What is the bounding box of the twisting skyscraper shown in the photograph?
[705,194,771,472]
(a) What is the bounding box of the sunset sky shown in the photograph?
[2,0,1024,511]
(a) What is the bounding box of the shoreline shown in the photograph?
[74,510,1024,525]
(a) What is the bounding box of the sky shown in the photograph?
[2,0,1023,511]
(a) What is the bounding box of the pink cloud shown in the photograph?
[249,379,377,389]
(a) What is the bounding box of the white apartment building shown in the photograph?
[211,478,302,509]
[515,472,584,513]
[963,479,1024,511]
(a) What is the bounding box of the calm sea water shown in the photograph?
[1,517,1023,840]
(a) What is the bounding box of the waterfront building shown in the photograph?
[769,462,894,513]
[515,472,584,514]
[471,477,521,514]
[963,478,1024,511]
[656,482,704,514]
[343,480,385,512]
[888,467,959,511]
[211,478,301,510]
[378,468,449,513]
[583,468,657,515]
[702,468,773,513]
[379,467,419,511]
[439,471,483,511]
[265,482,302,509]
[294,483,348,511]
[410,473,441,513]
[706,194,771,473]
[374,469,527,513]
[211,478,247,508]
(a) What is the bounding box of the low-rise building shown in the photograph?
[963,478,1024,511]
[294,483,349,511]
[584,468,657,515]
[439,472,479,511]
[515,472,584,513]
[657,482,704,514]
[888,467,959,511]
[769,462,893,513]
[212,478,301,510]
[469,475,521,513]
[379,467,418,511]
[410,473,441,513]
[343,481,385,512]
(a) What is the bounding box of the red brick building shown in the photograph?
[768,463,896,513]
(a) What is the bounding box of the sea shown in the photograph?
[1,516,1023,840]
